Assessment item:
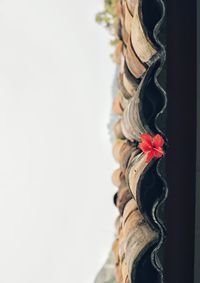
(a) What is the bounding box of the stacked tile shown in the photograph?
[111,0,167,283]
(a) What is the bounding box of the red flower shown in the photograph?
[139,133,165,163]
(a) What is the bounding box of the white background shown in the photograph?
[0,0,117,282]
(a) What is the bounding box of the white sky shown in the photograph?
[0,0,117,282]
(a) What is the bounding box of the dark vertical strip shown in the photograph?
[165,0,197,282]
[195,1,200,281]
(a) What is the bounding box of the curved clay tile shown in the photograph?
[95,0,166,282]
[130,0,157,62]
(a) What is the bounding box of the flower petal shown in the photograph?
[153,134,165,147]
[154,147,165,158]
[139,142,152,153]
[140,133,152,145]
[146,150,154,163]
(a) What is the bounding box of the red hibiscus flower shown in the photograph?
[139,133,165,163]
